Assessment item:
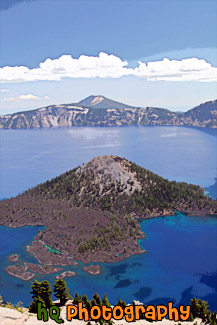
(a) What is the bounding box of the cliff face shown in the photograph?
[0,97,216,129]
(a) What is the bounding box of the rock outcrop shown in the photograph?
[0,156,216,272]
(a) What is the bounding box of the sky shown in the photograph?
[0,0,217,114]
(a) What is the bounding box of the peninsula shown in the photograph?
[0,156,216,279]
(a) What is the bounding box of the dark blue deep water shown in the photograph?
[0,126,216,309]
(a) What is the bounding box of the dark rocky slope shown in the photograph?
[0,156,216,269]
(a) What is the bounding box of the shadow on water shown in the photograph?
[190,127,217,137]
[134,287,152,301]
[200,272,217,292]
[114,279,132,288]
[179,286,194,306]
[146,297,174,305]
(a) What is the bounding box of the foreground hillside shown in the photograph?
[0,96,216,129]
[0,306,205,325]
[0,156,216,276]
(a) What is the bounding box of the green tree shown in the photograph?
[117,298,126,309]
[91,293,113,325]
[102,293,110,307]
[92,293,102,307]
[82,295,92,313]
[210,311,217,325]
[54,279,72,306]
[73,292,82,305]
[29,296,46,314]
[82,294,89,306]
[190,298,210,322]
[188,312,194,322]
[29,280,53,313]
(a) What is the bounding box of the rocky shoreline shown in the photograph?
[1,155,216,280]
[2,203,216,281]
[24,263,62,275]
[55,271,76,279]
[26,240,78,266]
[2,204,216,281]
[83,265,101,275]
[8,254,19,262]
[5,262,63,281]
[6,265,35,281]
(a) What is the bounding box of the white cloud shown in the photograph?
[0,52,216,83]
[134,58,217,82]
[116,97,129,101]
[0,88,9,92]
[3,94,42,102]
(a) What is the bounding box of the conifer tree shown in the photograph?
[102,293,110,307]
[54,279,72,306]
[73,292,82,304]
[92,292,101,306]
[117,298,126,309]
[210,311,217,325]
[29,280,53,313]
[82,294,92,313]
[29,296,46,313]
[90,297,97,308]
[190,298,210,323]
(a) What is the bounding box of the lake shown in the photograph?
[0,126,216,309]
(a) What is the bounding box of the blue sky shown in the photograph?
[0,0,217,114]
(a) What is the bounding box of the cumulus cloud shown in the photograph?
[0,52,216,83]
[2,94,49,102]
[134,58,217,82]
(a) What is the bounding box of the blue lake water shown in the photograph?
[0,126,216,309]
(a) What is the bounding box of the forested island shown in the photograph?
[0,156,216,279]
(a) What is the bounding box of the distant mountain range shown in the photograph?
[0,96,216,129]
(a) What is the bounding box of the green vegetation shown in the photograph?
[44,244,61,254]
[116,298,127,309]
[78,217,137,254]
[54,279,72,306]
[0,294,24,313]
[190,298,217,325]
[1,290,217,324]
[20,156,216,259]
[127,162,210,215]
[29,280,53,313]
[1,156,216,265]
[27,280,217,324]
[27,157,215,218]
[73,292,113,325]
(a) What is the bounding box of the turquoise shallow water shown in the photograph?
[0,126,216,309]
[0,214,216,310]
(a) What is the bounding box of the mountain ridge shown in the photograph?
[0,96,216,128]
[78,95,135,109]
